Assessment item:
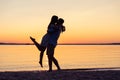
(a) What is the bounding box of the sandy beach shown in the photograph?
[0,68,120,80]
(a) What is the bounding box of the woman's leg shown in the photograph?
[30,36,44,51]
[39,47,46,67]
[39,51,44,67]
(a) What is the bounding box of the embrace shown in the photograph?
[30,15,66,72]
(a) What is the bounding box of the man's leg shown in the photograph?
[53,57,61,70]
[47,44,54,72]
[47,55,52,72]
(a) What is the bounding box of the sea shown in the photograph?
[0,45,120,71]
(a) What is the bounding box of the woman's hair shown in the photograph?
[48,15,58,29]
[50,15,58,24]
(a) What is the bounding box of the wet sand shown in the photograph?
[0,68,120,80]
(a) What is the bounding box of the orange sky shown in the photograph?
[0,0,120,43]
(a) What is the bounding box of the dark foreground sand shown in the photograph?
[0,68,120,80]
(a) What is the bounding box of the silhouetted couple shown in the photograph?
[30,15,66,72]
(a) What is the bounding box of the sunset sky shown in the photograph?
[0,0,120,43]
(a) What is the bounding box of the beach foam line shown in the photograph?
[1,67,120,72]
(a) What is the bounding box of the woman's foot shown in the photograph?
[39,61,43,68]
[30,36,45,51]
[30,36,35,42]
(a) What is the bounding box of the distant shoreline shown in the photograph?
[0,43,33,45]
[0,42,120,45]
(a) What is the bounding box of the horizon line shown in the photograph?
[0,42,120,45]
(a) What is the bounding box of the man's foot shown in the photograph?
[39,61,43,68]
[57,67,61,71]
[57,68,61,71]
[47,70,52,72]
[30,36,35,42]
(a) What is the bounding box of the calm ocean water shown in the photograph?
[0,45,120,71]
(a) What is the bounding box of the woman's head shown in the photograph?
[50,15,58,24]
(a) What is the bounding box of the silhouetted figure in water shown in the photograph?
[47,18,65,72]
[30,15,58,67]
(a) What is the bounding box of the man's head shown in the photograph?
[58,18,64,24]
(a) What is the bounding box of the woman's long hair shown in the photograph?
[48,15,58,29]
